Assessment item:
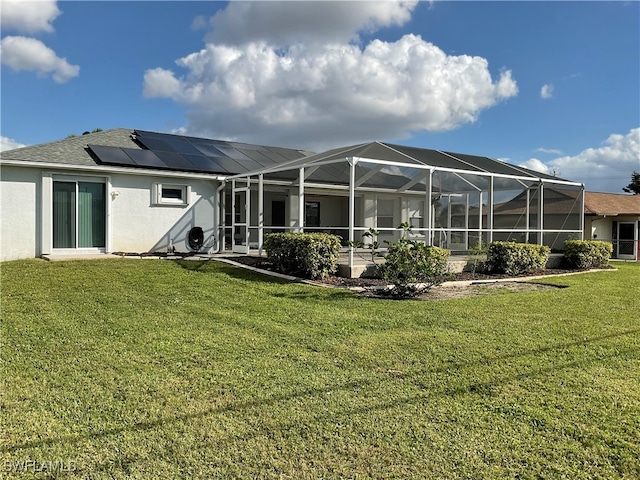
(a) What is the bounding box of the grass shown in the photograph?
[1,258,639,479]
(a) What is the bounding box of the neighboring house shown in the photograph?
[1,128,585,271]
[584,192,640,261]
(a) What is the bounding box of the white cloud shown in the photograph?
[0,136,27,152]
[143,68,182,97]
[0,0,61,34]
[519,158,550,174]
[540,83,553,99]
[203,1,418,46]
[144,35,518,149]
[0,36,79,83]
[519,128,640,192]
[535,147,563,155]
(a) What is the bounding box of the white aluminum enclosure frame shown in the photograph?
[227,143,585,273]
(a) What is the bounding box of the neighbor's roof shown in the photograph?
[584,191,640,216]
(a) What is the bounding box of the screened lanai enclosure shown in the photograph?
[225,142,584,275]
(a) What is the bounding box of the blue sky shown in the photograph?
[1,1,638,193]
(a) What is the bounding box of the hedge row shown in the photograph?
[485,242,550,275]
[263,232,341,280]
[563,240,613,269]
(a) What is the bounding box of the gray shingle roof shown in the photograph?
[0,128,140,166]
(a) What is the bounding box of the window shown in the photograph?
[305,201,320,228]
[153,183,190,206]
[377,198,395,234]
[408,199,424,229]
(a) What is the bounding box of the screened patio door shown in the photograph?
[232,182,250,254]
[448,198,469,251]
[53,180,106,249]
[617,222,636,260]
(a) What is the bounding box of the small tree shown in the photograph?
[623,171,640,194]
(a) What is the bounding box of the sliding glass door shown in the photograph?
[53,180,105,249]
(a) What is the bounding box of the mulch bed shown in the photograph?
[227,255,595,288]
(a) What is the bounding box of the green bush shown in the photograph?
[563,240,612,269]
[378,239,451,297]
[263,232,341,280]
[485,241,550,275]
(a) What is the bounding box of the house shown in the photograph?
[0,129,311,261]
[1,128,586,273]
[584,192,640,261]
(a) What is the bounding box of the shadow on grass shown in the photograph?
[173,259,292,285]
[174,259,358,300]
[6,327,639,454]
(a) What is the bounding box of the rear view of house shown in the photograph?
[1,128,587,269]
[0,129,311,261]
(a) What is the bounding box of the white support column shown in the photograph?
[258,174,264,255]
[478,191,483,247]
[231,179,236,250]
[580,186,585,240]
[488,176,494,243]
[105,176,113,253]
[525,187,530,243]
[348,158,356,270]
[425,170,432,245]
[298,167,305,232]
[41,173,53,255]
[538,182,544,245]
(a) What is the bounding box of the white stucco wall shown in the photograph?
[0,165,220,261]
[0,166,40,261]
[109,174,218,253]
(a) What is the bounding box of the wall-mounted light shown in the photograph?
[111,191,121,199]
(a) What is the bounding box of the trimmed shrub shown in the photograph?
[263,232,341,280]
[378,239,451,297]
[563,240,612,269]
[485,241,550,275]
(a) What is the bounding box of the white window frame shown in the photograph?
[153,183,191,206]
[376,197,396,236]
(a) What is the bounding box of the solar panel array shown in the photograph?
[89,130,313,176]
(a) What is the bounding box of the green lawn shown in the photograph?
[1,259,639,479]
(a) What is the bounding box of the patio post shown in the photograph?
[538,182,544,245]
[488,176,494,243]
[298,167,305,232]
[258,174,264,255]
[580,187,585,240]
[425,169,432,245]
[348,157,356,271]
[526,187,531,243]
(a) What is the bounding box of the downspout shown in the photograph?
[210,180,227,254]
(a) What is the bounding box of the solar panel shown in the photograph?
[183,155,231,174]
[154,151,197,170]
[211,144,254,161]
[91,130,313,175]
[238,148,279,168]
[89,145,138,167]
[125,149,167,169]
[189,142,227,158]
[136,137,175,152]
[268,147,307,161]
[164,138,204,155]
